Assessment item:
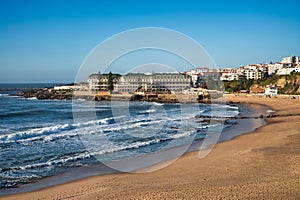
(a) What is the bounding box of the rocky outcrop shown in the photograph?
[195,114,263,119]
[15,88,221,103]
[15,89,73,100]
[16,90,37,98]
[275,74,300,94]
[250,84,265,93]
[276,77,287,88]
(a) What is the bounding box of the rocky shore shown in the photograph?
[13,88,222,103]
[15,89,73,100]
[3,94,300,199]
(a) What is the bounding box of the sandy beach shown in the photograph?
[1,95,300,199]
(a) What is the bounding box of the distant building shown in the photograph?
[218,55,300,82]
[184,69,198,87]
[54,85,87,91]
[259,65,269,78]
[236,67,245,77]
[220,68,237,74]
[114,72,191,93]
[184,67,220,87]
[281,55,299,65]
[276,67,300,75]
[196,67,220,81]
[265,85,278,96]
[266,63,283,75]
[88,73,121,91]
[220,68,238,81]
[242,65,264,80]
[220,73,239,81]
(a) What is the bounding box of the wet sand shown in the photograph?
[2,95,300,199]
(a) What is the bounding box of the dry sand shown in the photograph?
[1,94,300,199]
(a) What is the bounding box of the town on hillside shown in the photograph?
[17,55,300,101]
[80,55,300,97]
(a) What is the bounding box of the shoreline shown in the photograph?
[0,99,270,197]
[1,95,300,199]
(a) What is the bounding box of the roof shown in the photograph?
[123,72,188,77]
[88,73,121,78]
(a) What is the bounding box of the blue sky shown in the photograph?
[0,0,299,83]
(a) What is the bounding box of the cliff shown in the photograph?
[224,73,300,95]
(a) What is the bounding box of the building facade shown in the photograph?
[281,55,299,65]
[220,68,238,81]
[114,72,191,93]
[239,64,267,80]
[265,85,278,96]
[266,63,284,75]
[88,73,121,91]
[276,67,300,75]
[184,67,220,87]
[220,73,239,81]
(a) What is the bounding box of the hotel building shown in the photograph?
[114,72,191,93]
[88,73,121,91]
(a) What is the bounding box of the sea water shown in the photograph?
[0,84,239,188]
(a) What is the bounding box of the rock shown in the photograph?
[36,91,51,100]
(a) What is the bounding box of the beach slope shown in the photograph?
[2,95,300,199]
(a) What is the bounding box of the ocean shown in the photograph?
[0,84,240,191]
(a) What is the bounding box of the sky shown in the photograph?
[0,0,299,83]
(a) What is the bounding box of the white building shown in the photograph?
[242,65,263,80]
[88,73,121,91]
[276,67,300,75]
[184,69,198,87]
[236,67,245,76]
[54,85,87,91]
[281,55,299,64]
[184,67,220,87]
[220,68,237,74]
[220,73,239,81]
[114,72,191,93]
[265,85,277,96]
[267,63,284,75]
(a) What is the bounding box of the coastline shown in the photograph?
[0,100,267,196]
[1,95,300,199]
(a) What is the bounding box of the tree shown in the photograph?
[108,71,114,91]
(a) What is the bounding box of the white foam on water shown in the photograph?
[152,102,164,106]
[0,117,113,143]
[27,97,37,100]
[139,108,156,114]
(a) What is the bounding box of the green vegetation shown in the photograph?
[223,73,300,94]
[223,79,254,92]
[108,71,114,91]
[278,72,300,94]
[256,76,281,87]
